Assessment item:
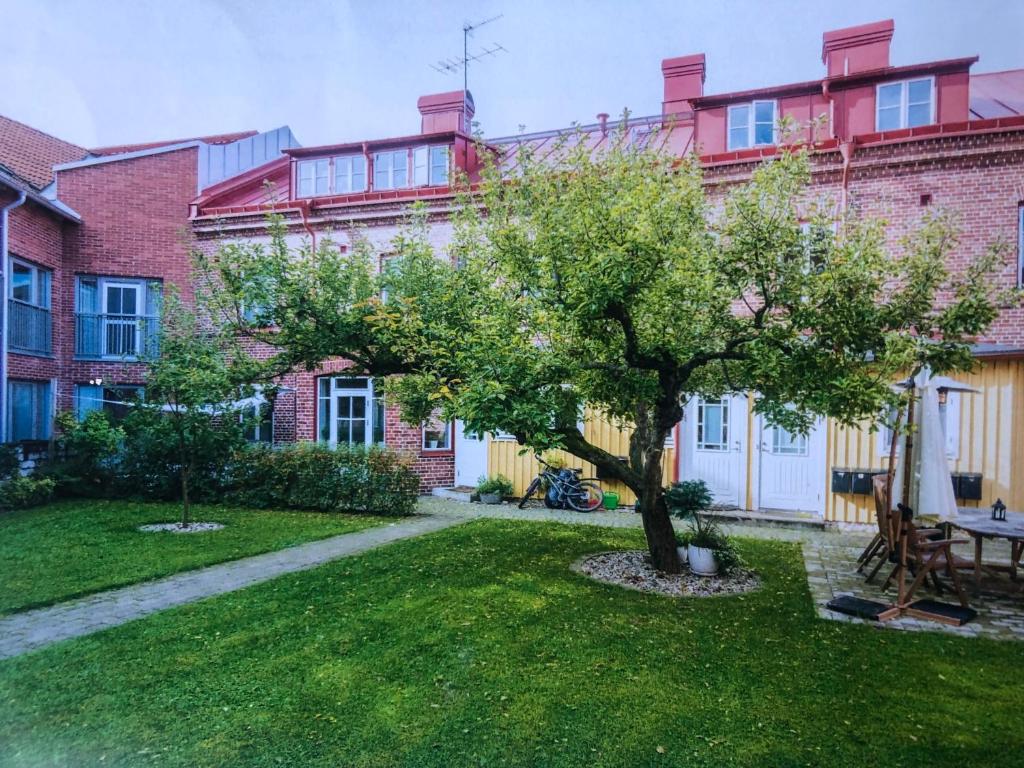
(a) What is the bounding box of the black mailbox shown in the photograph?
[951,474,960,497]
[831,469,853,493]
[957,473,982,501]
[851,471,875,495]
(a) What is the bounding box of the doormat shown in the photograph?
[826,595,898,621]
[904,599,978,626]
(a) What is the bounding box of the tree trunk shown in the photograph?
[637,462,681,573]
[180,465,191,529]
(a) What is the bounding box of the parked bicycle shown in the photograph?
[518,456,604,512]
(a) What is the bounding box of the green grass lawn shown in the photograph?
[0,499,390,614]
[1,519,1022,767]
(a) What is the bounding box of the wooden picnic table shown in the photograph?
[951,507,1024,593]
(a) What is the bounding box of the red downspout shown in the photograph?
[822,79,855,218]
[297,199,316,251]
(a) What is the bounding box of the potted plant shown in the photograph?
[476,474,513,504]
[674,528,692,566]
[666,479,719,575]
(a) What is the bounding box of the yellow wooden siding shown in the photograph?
[487,409,674,506]
[827,359,1024,523]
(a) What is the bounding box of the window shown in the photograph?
[422,413,451,451]
[876,78,934,131]
[373,150,408,190]
[75,384,143,422]
[379,254,401,304]
[317,376,385,448]
[430,145,449,185]
[727,100,777,150]
[770,425,808,455]
[75,276,161,359]
[242,402,273,444]
[696,397,729,451]
[7,380,51,441]
[334,155,367,194]
[297,155,366,198]
[8,258,52,355]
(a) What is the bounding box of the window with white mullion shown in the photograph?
[334,154,367,194]
[373,150,409,190]
[727,100,777,150]
[876,77,934,131]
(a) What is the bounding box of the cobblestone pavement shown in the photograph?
[0,514,465,660]
[425,496,1024,640]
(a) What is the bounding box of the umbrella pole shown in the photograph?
[896,390,916,610]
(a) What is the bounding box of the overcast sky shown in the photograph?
[1,0,1021,150]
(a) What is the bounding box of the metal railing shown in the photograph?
[8,300,52,355]
[75,313,160,359]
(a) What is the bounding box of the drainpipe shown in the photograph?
[297,199,316,251]
[1,190,28,443]
[822,79,854,219]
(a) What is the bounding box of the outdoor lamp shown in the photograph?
[937,387,948,406]
[991,498,1007,521]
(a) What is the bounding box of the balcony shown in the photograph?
[8,300,52,355]
[75,313,159,360]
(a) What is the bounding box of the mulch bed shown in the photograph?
[573,550,760,598]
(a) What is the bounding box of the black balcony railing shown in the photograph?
[75,313,160,359]
[8,300,52,355]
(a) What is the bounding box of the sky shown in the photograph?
[1,0,1022,150]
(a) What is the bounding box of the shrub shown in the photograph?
[227,443,419,516]
[476,474,513,497]
[0,475,56,511]
[0,445,21,480]
[666,479,742,573]
[49,411,125,497]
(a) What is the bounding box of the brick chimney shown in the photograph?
[822,19,894,77]
[417,90,475,133]
[661,53,705,116]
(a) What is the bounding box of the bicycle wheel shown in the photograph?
[518,477,541,509]
[567,481,604,512]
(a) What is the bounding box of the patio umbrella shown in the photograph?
[890,368,978,523]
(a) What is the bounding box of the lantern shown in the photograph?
[991,498,1007,522]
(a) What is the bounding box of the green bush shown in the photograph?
[49,411,125,497]
[0,474,56,511]
[476,474,513,497]
[227,443,420,516]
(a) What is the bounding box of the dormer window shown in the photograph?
[727,100,777,150]
[374,150,409,190]
[297,154,367,198]
[876,77,934,131]
[413,145,450,186]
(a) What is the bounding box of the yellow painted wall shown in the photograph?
[826,358,1024,523]
[487,408,674,506]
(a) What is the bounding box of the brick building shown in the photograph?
[2,18,1023,506]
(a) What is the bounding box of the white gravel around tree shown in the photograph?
[574,550,760,597]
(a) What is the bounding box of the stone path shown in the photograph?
[0,514,463,660]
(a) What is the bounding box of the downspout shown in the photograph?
[822,79,854,219]
[1,190,28,443]
[297,199,316,251]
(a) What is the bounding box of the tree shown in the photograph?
[123,291,258,527]
[198,124,1003,571]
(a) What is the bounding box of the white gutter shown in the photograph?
[1,190,28,442]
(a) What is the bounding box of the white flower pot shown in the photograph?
[479,492,503,505]
[676,546,689,565]
[687,544,719,576]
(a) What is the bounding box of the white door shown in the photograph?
[103,282,140,356]
[454,421,488,488]
[680,395,748,508]
[757,416,826,514]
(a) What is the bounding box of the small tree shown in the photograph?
[123,292,256,527]
[199,123,1004,571]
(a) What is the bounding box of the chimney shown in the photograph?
[661,53,705,116]
[417,90,475,133]
[821,19,894,77]
[596,113,609,137]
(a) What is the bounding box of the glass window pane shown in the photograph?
[413,146,428,186]
[430,146,449,185]
[423,416,450,449]
[351,419,365,445]
[352,155,366,191]
[351,397,365,419]
[318,395,330,443]
[373,394,385,445]
[907,79,931,104]
[334,156,350,193]
[878,83,902,110]
[728,127,748,150]
[337,396,351,419]
[333,376,369,389]
[907,103,930,127]
[754,121,774,145]
[11,263,32,302]
[314,159,329,195]
[877,105,901,131]
[298,161,314,196]
[374,152,391,190]
[754,101,775,123]
[729,104,749,129]
[392,151,407,188]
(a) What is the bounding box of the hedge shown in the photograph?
[227,443,420,516]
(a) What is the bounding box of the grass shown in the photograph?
[1,519,1022,767]
[0,499,390,614]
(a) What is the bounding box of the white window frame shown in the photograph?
[317,376,385,448]
[8,257,51,309]
[875,77,935,132]
[696,397,730,452]
[421,414,452,452]
[429,145,450,185]
[373,149,409,191]
[727,100,777,151]
[297,155,366,198]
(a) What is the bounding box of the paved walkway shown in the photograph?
[0,514,463,660]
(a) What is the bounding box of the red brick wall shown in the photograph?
[53,147,200,410]
[5,197,67,384]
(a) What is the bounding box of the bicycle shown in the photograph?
[518,456,604,512]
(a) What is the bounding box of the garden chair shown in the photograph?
[856,475,890,578]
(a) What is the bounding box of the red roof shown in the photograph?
[0,114,86,189]
[88,130,258,157]
[970,69,1024,119]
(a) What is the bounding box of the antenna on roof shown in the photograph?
[430,14,507,129]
